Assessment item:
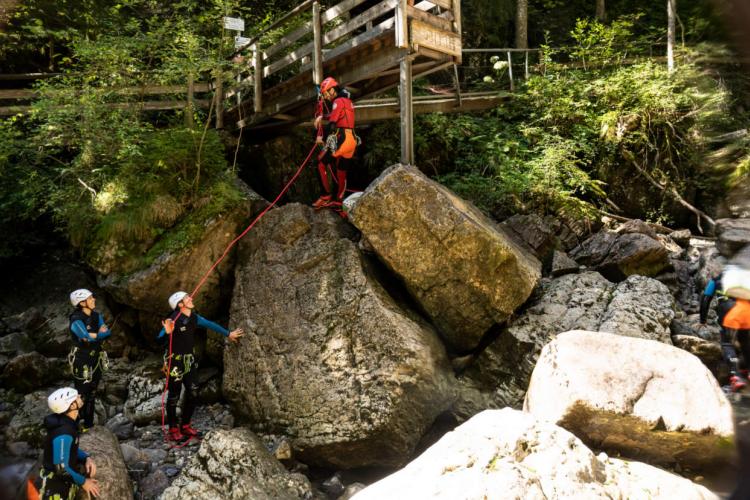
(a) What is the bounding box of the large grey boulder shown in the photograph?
[715,218,750,258]
[224,204,455,468]
[348,165,541,352]
[352,409,716,500]
[571,230,670,281]
[79,426,133,500]
[97,181,267,319]
[454,272,675,417]
[124,374,165,426]
[524,330,735,469]
[1,352,64,393]
[160,428,314,500]
[500,214,582,263]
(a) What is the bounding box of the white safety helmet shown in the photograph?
[48,387,79,414]
[169,291,189,310]
[69,289,93,307]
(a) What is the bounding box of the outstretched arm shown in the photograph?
[52,435,86,485]
[197,315,244,342]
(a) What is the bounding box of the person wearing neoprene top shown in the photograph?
[158,291,243,442]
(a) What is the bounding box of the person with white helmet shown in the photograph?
[32,387,100,499]
[68,288,111,430]
[158,291,243,442]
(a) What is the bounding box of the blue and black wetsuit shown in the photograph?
[157,311,230,429]
[69,309,110,428]
[701,273,750,376]
[40,413,88,499]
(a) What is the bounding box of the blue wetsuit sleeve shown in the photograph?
[196,315,229,337]
[71,320,95,341]
[699,279,717,324]
[77,448,89,461]
[96,315,111,340]
[52,435,86,485]
[157,326,166,339]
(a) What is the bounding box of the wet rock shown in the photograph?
[571,231,670,282]
[321,473,345,498]
[79,426,133,499]
[224,204,455,468]
[0,331,34,356]
[348,164,541,352]
[352,409,716,500]
[160,428,314,500]
[524,330,734,469]
[454,272,675,416]
[715,218,750,258]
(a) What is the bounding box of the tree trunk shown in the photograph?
[667,0,676,72]
[515,0,528,49]
[596,0,606,21]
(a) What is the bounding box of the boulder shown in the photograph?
[571,231,670,281]
[224,204,456,468]
[550,250,578,277]
[672,335,723,375]
[671,229,693,247]
[79,426,133,499]
[5,390,50,448]
[614,219,659,240]
[97,181,267,319]
[105,413,135,440]
[348,165,541,351]
[715,218,750,258]
[0,331,34,356]
[160,428,314,500]
[454,272,675,416]
[351,409,716,500]
[500,214,580,263]
[124,371,166,426]
[1,352,56,392]
[524,330,734,469]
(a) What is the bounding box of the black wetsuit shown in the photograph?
[69,309,110,428]
[39,413,88,499]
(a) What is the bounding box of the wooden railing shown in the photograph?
[224,0,462,116]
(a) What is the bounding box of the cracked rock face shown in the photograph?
[351,409,717,500]
[524,330,734,469]
[348,164,541,352]
[454,272,675,417]
[160,428,313,500]
[223,204,456,468]
[79,426,133,499]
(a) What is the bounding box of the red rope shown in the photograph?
[159,140,319,445]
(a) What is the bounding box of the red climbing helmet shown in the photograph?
[320,77,338,93]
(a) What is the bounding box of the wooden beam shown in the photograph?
[312,2,323,85]
[265,0,374,58]
[407,5,452,31]
[254,44,263,113]
[411,19,461,57]
[395,0,409,49]
[400,55,414,164]
[0,99,211,116]
[0,83,212,101]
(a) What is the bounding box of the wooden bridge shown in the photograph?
[223,0,464,163]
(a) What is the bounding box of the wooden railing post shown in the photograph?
[253,44,263,113]
[400,56,414,165]
[395,0,408,49]
[214,72,224,129]
[312,1,323,84]
[186,73,195,127]
[453,0,462,63]
[524,50,529,79]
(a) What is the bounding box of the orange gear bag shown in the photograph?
[723,298,750,330]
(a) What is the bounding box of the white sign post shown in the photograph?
[223,16,246,105]
[223,17,245,32]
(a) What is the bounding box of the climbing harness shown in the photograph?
[36,468,78,500]
[162,353,194,381]
[68,348,108,383]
